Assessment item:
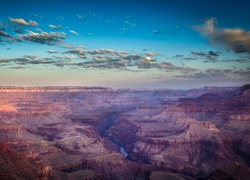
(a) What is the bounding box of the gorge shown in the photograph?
[0,85,250,179]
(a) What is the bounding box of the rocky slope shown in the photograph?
[0,85,249,179]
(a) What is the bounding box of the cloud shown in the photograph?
[0,57,30,65]
[100,49,115,53]
[0,41,209,76]
[9,18,38,26]
[9,66,26,69]
[208,50,220,56]
[14,28,24,34]
[0,31,11,37]
[87,49,105,55]
[124,21,136,27]
[145,52,158,56]
[54,55,75,60]
[119,54,140,61]
[192,18,216,36]
[56,16,64,20]
[0,58,13,63]
[49,24,62,30]
[23,55,37,59]
[5,37,22,43]
[192,18,250,53]
[86,49,117,55]
[184,57,197,61]
[0,57,55,66]
[176,55,183,58]
[178,66,198,73]
[36,58,54,64]
[158,62,197,73]
[116,50,128,55]
[152,27,178,35]
[62,46,126,59]
[20,30,65,45]
[203,68,250,78]
[153,29,168,35]
[0,31,22,43]
[191,50,220,61]
[64,48,86,59]
[191,51,206,56]
[221,58,250,63]
[62,44,84,49]
[47,50,58,53]
[69,30,78,35]
[90,56,130,69]
[136,57,157,69]
[175,67,250,81]
[175,71,210,79]
[20,58,54,65]
[55,61,84,68]
[76,14,85,19]
[158,62,176,70]
[204,68,227,77]
[30,13,43,19]
[59,47,199,73]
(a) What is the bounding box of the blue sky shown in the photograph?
[0,0,250,88]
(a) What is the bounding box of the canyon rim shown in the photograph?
[0,85,250,179]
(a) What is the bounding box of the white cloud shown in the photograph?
[77,14,85,19]
[192,18,216,36]
[47,50,58,53]
[69,30,78,35]
[9,18,38,26]
[54,55,75,60]
[49,24,61,30]
[145,52,157,56]
[144,56,151,61]
[192,18,250,53]
[20,30,65,45]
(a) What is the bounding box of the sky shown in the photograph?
[0,0,250,89]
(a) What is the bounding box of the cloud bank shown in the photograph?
[20,30,65,45]
[193,18,250,53]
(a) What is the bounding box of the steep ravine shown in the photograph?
[92,112,208,178]
[90,109,140,158]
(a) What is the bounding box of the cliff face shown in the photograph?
[0,85,249,179]
[204,163,250,180]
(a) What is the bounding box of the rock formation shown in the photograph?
[0,85,249,179]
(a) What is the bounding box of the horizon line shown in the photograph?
[0,84,247,91]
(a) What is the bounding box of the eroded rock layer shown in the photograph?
[0,85,249,179]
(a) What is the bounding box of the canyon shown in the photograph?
[0,85,250,179]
